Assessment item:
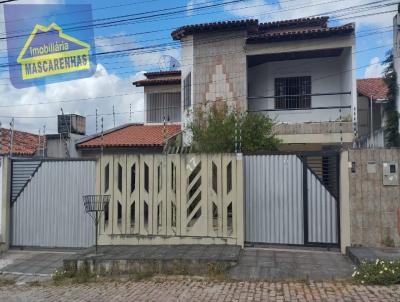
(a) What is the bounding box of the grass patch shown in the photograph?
[28,280,41,287]
[128,271,155,281]
[0,277,15,287]
[52,262,96,285]
[353,259,400,285]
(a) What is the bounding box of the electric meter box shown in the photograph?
[383,162,398,186]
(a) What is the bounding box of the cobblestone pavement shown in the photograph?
[0,280,399,302]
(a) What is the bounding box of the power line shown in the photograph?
[0,0,394,42]
[0,0,246,39]
[0,55,391,120]
[0,12,393,72]
[0,23,391,85]
[0,31,390,101]
[0,0,393,58]
[0,0,162,26]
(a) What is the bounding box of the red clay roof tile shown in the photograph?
[247,23,354,43]
[77,124,182,149]
[0,128,39,156]
[357,78,388,100]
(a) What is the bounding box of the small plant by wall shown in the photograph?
[353,259,400,285]
[382,233,395,248]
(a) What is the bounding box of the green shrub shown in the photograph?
[52,262,96,284]
[353,259,400,285]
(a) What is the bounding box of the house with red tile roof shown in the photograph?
[133,71,181,124]
[356,78,389,146]
[0,128,40,157]
[76,123,182,154]
[134,16,357,151]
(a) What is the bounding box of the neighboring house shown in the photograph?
[133,71,181,124]
[356,78,389,147]
[170,16,356,151]
[0,128,40,243]
[0,128,40,157]
[76,123,182,155]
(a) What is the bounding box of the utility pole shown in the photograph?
[112,105,115,127]
[129,103,132,122]
[95,109,98,133]
[9,118,14,158]
[42,125,46,157]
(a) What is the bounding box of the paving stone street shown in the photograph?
[0,280,399,302]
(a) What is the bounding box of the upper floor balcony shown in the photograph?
[246,47,356,146]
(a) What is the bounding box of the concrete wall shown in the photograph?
[0,157,3,240]
[247,53,352,123]
[349,149,400,247]
[46,133,84,158]
[192,31,247,108]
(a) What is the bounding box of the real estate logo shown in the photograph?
[17,23,91,80]
[4,4,96,89]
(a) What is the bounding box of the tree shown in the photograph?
[383,50,400,147]
[187,102,280,153]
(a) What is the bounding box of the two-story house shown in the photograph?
[133,16,356,152]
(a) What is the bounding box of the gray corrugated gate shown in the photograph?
[245,154,339,246]
[11,159,96,248]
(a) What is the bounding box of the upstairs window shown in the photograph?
[184,72,192,109]
[146,93,180,123]
[275,76,311,109]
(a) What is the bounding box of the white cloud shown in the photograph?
[95,33,136,53]
[0,3,150,136]
[363,56,386,78]
[223,0,397,27]
[96,33,180,72]
[0,65,145,135]
[129,46,180,72]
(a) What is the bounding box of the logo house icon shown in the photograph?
[17,23,91,80]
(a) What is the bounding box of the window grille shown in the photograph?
[184,72,192,109]
[146,92,181,123]
[275,76,311,109]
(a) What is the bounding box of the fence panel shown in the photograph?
[11,159,95,248]
[97,153,243,245]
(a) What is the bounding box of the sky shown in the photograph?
[0,0,396,134]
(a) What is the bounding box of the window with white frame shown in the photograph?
[275,76,311,109]
[184,72,191,109]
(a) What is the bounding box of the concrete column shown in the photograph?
[340,151,351,254]
[236,153,245,247]
[1,156,11,251]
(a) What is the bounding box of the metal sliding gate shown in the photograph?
[10,159,96,248]
[245,152,340,246]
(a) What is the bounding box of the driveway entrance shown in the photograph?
[244,152,340,246]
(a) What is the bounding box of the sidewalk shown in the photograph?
[0,279,399,302]
[230,248,353,281]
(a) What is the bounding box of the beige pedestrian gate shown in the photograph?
[245,152,340,247]
[96,154,244,246]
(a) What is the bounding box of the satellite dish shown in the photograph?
[158,55,181,71]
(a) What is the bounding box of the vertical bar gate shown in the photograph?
[245,153,340,246]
